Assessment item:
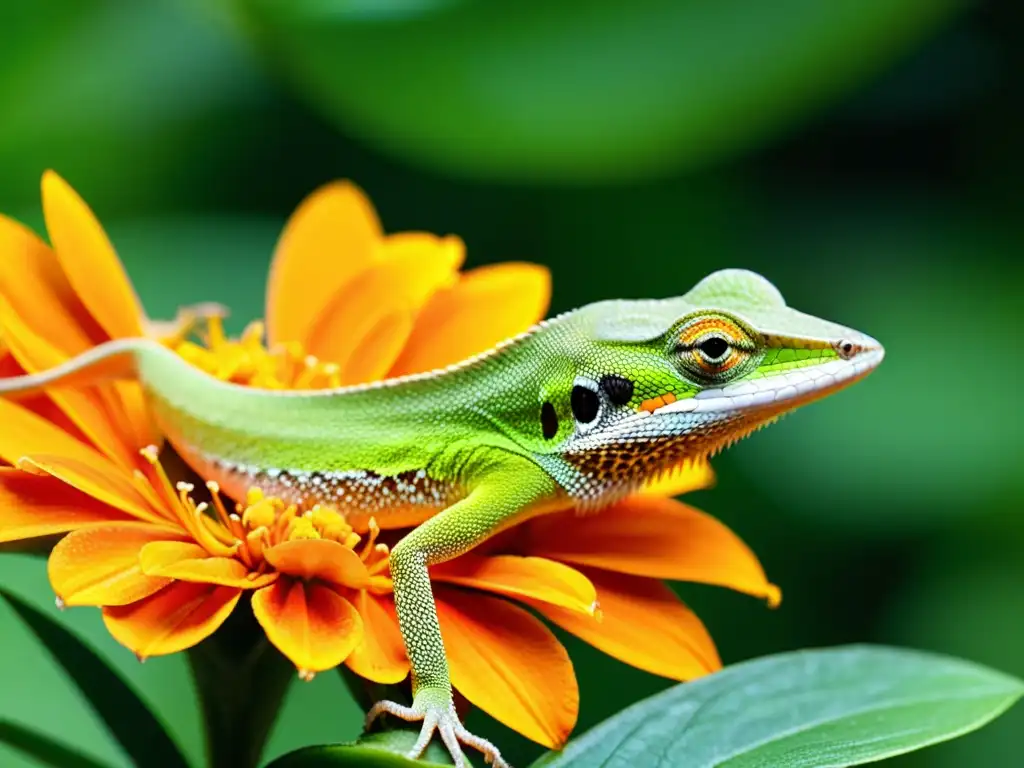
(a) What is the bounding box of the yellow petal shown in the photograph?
[139,540,277,589]
[529,568,721,681]
[0,214,99,353]
[0,468,133,543]
[436,588,577,749]
[266,181,383,347]
[390,262,551,377]
[344,591,409,684]
[304,244,462,380]
[431,554,596,615]
[252,579,363,674]
[48,522,181,606]
[263,538,370,589]
[378,232,466,276]
[103,581,241,658]
[522,495,781,606]
[41,171,143,339]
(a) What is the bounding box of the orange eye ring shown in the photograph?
[676,315,753,379]
[691,340,743,374]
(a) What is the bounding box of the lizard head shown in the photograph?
[534,268,884,505]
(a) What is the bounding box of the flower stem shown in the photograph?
[188,600,294,768]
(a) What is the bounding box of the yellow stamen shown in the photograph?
[359,517,381,562]
[288,517,321,541]
[245,527,267,565]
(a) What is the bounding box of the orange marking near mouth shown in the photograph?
[639,392,676,413]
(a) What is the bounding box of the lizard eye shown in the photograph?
[697,336,729,362]
[675,314,754,381]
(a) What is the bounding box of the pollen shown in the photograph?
[171,315,342,390]
[136,447,392,582]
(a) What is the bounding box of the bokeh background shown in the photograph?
[1,1,1021,766]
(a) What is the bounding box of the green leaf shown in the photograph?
[0,589,190,768]
[0,720,113,768]
[265,730,464,767]
[235,0,959,182]
[534,645,1023,768]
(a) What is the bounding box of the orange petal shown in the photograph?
[339,310,414,385]
[0,401,164,523]
[0,214,100,353]
[110,381,160,451]
[252,579,363,674]
[20,454,167,526]
[0,296,137,467]
[103,581,241,658]
[0,467,133,542]
[638,459,716,498]
[390,262,550,377]
[263,538,370,588]
[529,568,721,682]
[138,540,277,589]
[41,171,143,339]
[304,243,462,380]
[522,495,781,606]
[267,181,383,347]
[431,554,596,616]
[436,588,577,749]
[344,591,409,684]
[0,397,115,471]
[48,522,183,606]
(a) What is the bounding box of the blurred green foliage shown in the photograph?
[1,0,1022,766]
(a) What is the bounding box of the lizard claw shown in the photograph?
[366,689,510,768]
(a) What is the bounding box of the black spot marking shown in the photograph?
[699,337,729,360]
[541,401,559,439]
[600,374,634,406]
[571,385,600,424]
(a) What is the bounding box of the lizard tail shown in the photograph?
[0,338,163,399]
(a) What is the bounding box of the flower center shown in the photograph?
[140,447,391,583]
[172,314,340,390]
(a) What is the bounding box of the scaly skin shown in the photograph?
[0,269,884,767]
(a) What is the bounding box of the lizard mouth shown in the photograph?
[651,340,885,420]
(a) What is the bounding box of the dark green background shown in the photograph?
[0,1,1021,766]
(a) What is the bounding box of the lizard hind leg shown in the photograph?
[366,693,510,768]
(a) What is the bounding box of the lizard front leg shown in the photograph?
[366,454,558,768]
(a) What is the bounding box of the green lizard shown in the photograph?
[0,269,882,767]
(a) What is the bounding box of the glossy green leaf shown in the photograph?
[534,645,1023,768]
[236,0,959,182]
[265,730,463,767]
[0,589,190,768]
[0,720,112,768]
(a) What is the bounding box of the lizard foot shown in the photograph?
[366,688,510,768]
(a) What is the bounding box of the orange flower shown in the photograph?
[0,173,779,750]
